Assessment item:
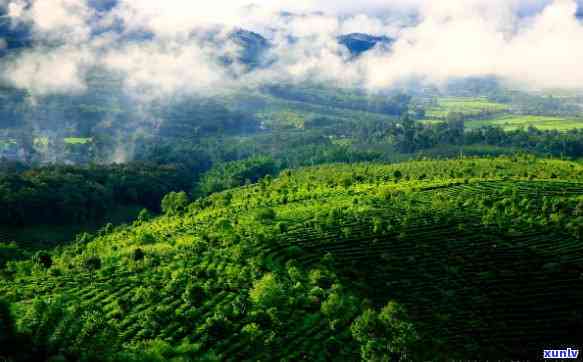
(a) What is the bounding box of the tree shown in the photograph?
[0,299,16,353]
[396,113,417,153]
[321,291,358,330]
[241,322,261,343]
[250,273,284,308]
[161,191,189,215]
[33,251,52,269]
[17,295,120,360]
[200,313,233,343]
[136,208,152,223]
[84,256,101,271]
[182,283,206,307]
[351,301,418,361]
[132,248,145,262]
[254,208,276,223]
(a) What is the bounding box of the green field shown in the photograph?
[425,97,510,119]
[255,92,398,128]
[465,114,583,131]
[0,139,17,151]
[421,113,583,131]
[2,157,583,360]
[33,137,49,148]
[64,137,93,145]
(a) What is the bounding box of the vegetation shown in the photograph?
[1,157,582,360]
[0,162,196,226]
[424,97,509,120]
[63,138,93,145]
[3,74,583,361]
[464,114,583,131]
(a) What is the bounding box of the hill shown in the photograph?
[1,156,583,361]
[337,33,394,56]
[0,15,32,56]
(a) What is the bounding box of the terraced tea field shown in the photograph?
[1,157,583,360]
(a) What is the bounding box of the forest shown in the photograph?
[3,1,583,359]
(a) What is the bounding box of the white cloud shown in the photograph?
[101,41,228,98]
[7,0,25,17]
[2,46,92,94]
[358,0,583,90]
[1,0,583,96]
[339,14,401,36]
[7,0,94,42]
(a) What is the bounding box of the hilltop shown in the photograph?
[1,156,583,361]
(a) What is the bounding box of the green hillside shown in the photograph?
[2,157,583,361]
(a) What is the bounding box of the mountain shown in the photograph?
[224,30,395,66]
[338,33,394,56]
[87,0,119,12]
[227,29,270,67]
[0,16,32,57]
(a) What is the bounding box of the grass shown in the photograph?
[464,114,583,131]
[331,138,353,147]
[426,97,510,119]
[421,113,583,132]
[0,139,17,150]
[34,137,49,148]
[416,145,519,158]
[256,109,307,129]
[64,137,93,145]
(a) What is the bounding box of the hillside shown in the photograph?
[1,156,583,361]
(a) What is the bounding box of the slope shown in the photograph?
[1,156,583,361]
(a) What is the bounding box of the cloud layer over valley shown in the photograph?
[1,0,583,97]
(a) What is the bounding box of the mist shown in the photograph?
[1,0,583,97]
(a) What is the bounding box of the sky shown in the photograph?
[1,0,583,97]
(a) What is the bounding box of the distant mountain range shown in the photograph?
[0,16,32,56]
[227,29,271,67]
[0,11,393,62]
[338,33,394,56]
[0,0,393,61]
[227,30,394,67]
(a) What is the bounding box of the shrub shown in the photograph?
[254,208,277,223]
[0,299,15,346]
[33,251,52,269]
[241,323,261,341]
[137,232,156,245]
[351,301,419,361]
[277,222,289,234]
[136,209,152,223]
[250,274,284,308]
[161,191,189,216]
[133,248,145,262]
[84,256,101,271]
[182,283,206,307]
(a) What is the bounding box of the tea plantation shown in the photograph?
[1,156,582,361]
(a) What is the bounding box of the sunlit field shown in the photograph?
[465,115,583,131]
